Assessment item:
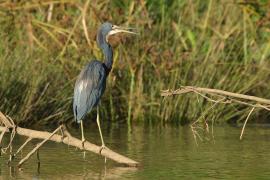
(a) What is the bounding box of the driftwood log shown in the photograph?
[0,112,139,167]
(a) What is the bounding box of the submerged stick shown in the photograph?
[18,126,62,167]
[0,112,139,167]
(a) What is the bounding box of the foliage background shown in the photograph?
[0,0,270,126]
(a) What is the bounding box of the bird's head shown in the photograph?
[97,22,137,48]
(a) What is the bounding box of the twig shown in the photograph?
[2,123,16,154]
[0,127,7,145]
[0,113,12,127]
[81,0,91,47]
[162,86,270,140]
[13,137,32,157]
[240,107,255,140]
[190,97,224,143]
[192,97,225,125]
[47,3,54,22]
[18,126,62,167]
[192,89,230,104]
[190,125,198,146]
[57,14,82,59]
[161,86,270,105]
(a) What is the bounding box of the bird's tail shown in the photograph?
[75,117,81,124]
[74,106,81,124]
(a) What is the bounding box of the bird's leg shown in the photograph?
[80,121,86,149]
[96,107,106,153]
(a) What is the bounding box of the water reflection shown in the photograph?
[1,123,270,179]
[3,163,138,179]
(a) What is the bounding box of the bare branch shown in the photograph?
[81,0,91,47]
[13,137,32,157]
[161,86,270,105]
[0,112,139,167]
[240,107,255,140]
[47,3,54,22]
[161,86,270,140]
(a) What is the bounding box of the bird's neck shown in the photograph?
[102,44,113,71]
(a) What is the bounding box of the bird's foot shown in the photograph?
[61,134,66,142]
[99,145,107,154]
[81,138,86,149]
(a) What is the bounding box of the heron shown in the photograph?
[73,22,136,150]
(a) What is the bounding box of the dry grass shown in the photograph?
[0,0,270,125]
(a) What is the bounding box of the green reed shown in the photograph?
[0,0,270,126]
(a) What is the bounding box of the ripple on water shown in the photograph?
[1,124,270,179]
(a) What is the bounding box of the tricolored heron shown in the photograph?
[73,22,136,150]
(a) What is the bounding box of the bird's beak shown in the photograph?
[108,25,138,36]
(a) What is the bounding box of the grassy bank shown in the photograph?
[0,0,270,126]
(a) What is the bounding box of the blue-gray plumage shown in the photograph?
[73,23,113,123]
[72,22,136,149]
[73,61,107,122]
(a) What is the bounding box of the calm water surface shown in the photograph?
[1,123,270,179]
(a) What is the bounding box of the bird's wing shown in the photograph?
[73,61,107,122]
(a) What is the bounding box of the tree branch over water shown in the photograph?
[161,86,270,107]
[0,112,139,168]
[161,86,270,140]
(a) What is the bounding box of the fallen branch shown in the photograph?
[0,112,139,167]
[161,86,270,107]
[161,86,270,140]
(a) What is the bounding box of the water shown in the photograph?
[1,123,270,179]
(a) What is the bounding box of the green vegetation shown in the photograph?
[0,0,270,126]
